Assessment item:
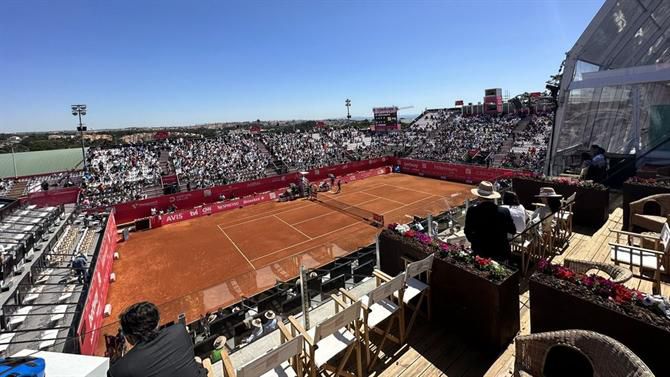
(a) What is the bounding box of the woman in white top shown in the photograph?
[530,187,563,236]
[502,191,527,236]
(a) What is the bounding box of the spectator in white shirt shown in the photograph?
[502,191,527,235]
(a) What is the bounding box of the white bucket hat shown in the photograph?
[535,187,562,198]
[470,181,500,199]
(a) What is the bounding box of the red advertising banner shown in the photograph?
[78,213,117,355]
[153,166,391,227]
[161,175,179,186]
[106,157,391,225]
[22,187,81,207]
[396,159,532,184]
[157,190,283,226]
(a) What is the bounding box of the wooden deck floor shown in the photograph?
[368,207,670,377]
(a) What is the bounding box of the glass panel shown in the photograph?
[557,88,595,153]
[651,1,670,25]
[589,85,634,154]
[611,18,659,68]
[557,86,635,155]
[639,81,670,152]
[572,60,600,82]
[579,1,644,65]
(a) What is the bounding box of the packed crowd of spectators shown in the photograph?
[168,134,270,189]
[0,179,12,197]
[261,131,349,170]
[80,145,162,208]
[501,114,553,172]
[408,114,519,163]
[14,111,554,208]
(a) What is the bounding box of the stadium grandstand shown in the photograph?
[1,0,670,376]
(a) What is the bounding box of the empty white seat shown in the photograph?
[235,333,303,377]
[306,325,356,368]
[0,333,15,353]
[9,306,33,327]
[400,277,429,303]
[50,304,68,323]
[610,246,664,270]
[39,329,60,349]
[360,295,400,329]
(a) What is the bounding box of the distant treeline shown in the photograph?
[0,120,372,153]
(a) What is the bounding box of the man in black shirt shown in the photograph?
[465,181,516,261]
[107,302,207,377]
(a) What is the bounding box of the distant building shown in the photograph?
[83,133,113,142]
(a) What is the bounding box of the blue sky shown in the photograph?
[0,0,603,132]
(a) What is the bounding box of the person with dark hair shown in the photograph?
[589,144,607,182]
[70,253,88,284]
[465,181,516,261]
[501,191,527,235]
[530,187,563,238]
[579,152,593,180]
[107,302,206,377]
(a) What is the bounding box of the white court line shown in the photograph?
[360,192,404,205]
[250,222,362,262]
[381,195,440,215]
[293,197,383,225]
[218,183,387,230]
[379,183,470,201]
[293,194,388,225]
[218,201,317,230]
[216,224,255,269]
[273,215,313,240]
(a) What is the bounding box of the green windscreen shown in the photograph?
[649,105,670,152]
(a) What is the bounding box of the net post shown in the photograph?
[375,234,380,269]
[427,214,433,238]
[299,265,310,330]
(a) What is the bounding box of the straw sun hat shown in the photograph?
[535,187,562,198]
[470,181,500,199]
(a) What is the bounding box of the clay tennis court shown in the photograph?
[101,173,474,331]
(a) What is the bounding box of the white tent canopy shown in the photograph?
[548,0,670,174]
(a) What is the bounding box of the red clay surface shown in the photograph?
[100,173,474,338]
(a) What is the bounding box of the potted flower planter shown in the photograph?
[378,229,520,352]
[622,179,670,229]
[512,177,609,229]
[530,272,670,376]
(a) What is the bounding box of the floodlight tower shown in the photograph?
[71,104,88,172]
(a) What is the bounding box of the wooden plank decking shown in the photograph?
[368,207,669,377]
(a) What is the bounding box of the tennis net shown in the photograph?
[314,196,384,227]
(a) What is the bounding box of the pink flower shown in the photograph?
[415,232,432,245]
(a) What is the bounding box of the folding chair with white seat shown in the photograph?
[339,273,405,371]
[399,255,432,339]
[287,300,363,377]
[610,223,670,294]
[555,192,576,247]
[221,325,304,377]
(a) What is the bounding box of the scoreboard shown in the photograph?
[371,107,400,132]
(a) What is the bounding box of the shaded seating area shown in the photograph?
[287,300,363,377]
[338,272,406,371]
[219,324,304,377]
[563,258,633,284]
[514,330,654,377]
[629,194,670,233]
[512,193,576,275]
[609,223,670,294]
